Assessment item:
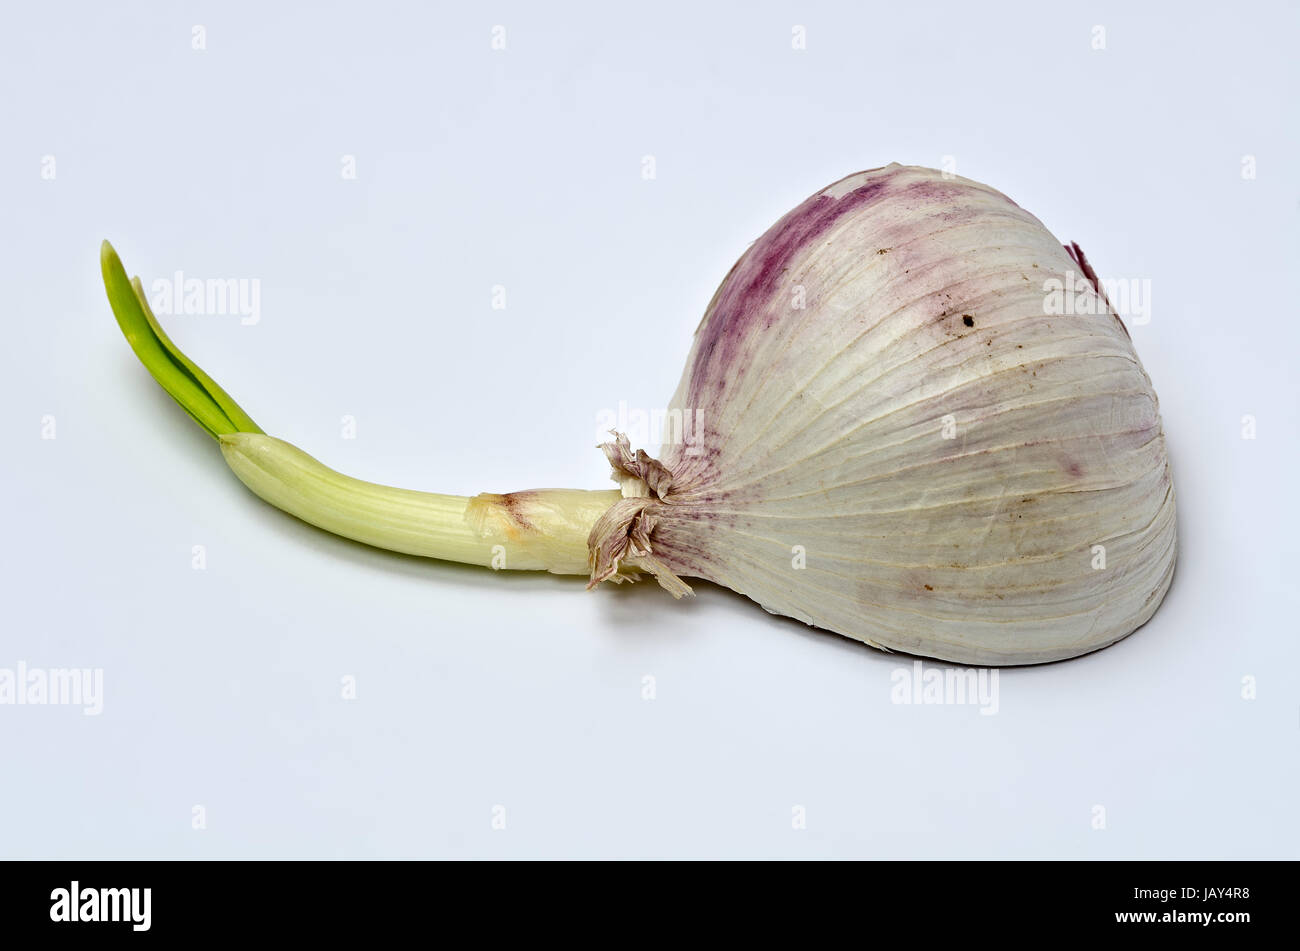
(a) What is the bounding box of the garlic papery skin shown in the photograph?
[589,164,1177,666]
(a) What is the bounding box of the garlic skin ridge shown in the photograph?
[588,164,1177,666]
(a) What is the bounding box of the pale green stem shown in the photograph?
[221,434,620,574]
[101,239,621,576]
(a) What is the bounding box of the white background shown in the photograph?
[1,1,1296,858]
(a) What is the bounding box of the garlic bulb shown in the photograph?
[102,162,1175,667]
[589,163,1176,665]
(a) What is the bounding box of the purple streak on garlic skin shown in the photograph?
[686,176,894,406]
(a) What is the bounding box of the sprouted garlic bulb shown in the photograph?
[102,163,1176,666]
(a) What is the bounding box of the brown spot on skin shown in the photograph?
[923,584,934,591]
[962,315,975,327]
[876,247,890,254]
[497,492,537,533]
